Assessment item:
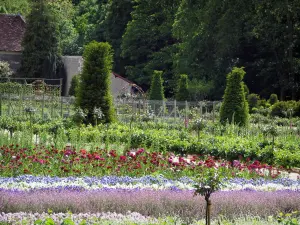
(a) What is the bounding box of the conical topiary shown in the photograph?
[149,70,165,100]
[176,74,189,101]
[220,67,249,126]
[76,41,116,124]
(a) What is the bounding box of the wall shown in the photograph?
[0,51,22,72]
[61,56,83,95]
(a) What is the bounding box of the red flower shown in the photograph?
[119,155,127,161]
[80,149,87,155]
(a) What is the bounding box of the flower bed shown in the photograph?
[0,188,299,222]
[0,145,283,179]
[0,176,299,191]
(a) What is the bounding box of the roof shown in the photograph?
[112,72,144,93]
[112,72,135,84]
[0,14,26,52]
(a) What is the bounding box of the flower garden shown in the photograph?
[0,109,299,224]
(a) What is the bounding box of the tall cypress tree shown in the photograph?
[220,67,249,126]
[149,70,165,100]
[20,0,61,78]
[76,41,115,124]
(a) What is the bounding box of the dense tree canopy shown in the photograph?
[20,0,61,79]
[3,0,300,100]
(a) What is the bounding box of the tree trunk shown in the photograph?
[205,199,211,225]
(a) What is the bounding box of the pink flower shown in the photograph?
[38,159,45,164]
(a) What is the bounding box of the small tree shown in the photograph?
[76,41,115,124]
[220,67,249,126]
[269,93,278,105]
[149,70,165,100]
[176,74,189,101]
[20,0,61,78]
[194,169,224,225]
[0,61,13,77]
[68,74,80,96]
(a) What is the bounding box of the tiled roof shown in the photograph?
[0,14,26,52]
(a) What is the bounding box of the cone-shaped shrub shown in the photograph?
[149,70,165,100]
[220,67,249,126]
[68,74,80,96]
[176,74,189,101]
[76,41,115,124]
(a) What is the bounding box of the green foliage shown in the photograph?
[176,74,189,101]
[48,0,80,55]
[20,0,61,79]
[0,61,13,77]
[247,93,260,112]
[269,94,279,105]
[74,0,104,50]
[220,67,249,126]
[0,0,30,16]
[270,101,298,118]
[121,0,179,94]
[188,79,214,101]
[149,70,165,100]
[243,82,249,97]
[99,0,134,74]
[68,74,80,96]
[0,82,23,94]
[76,41,116,124]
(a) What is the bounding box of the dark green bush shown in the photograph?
[247,93,260,111]
[76,41,116,124]
[149,70,165,100]
[220,67,249,126]
[176,74,189,101]
[270,101,297,118]
[268,93,278,105]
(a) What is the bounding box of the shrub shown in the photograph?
[270,101,297,118]
[247,93,260,111]
[176,74,189,101]
[268,94,278,105]
[68,74,80,96]
[0,61,13,77]
[149,70,165,100]
[258,99,270,108]
[220,67,249,126]
[76,41,116,124]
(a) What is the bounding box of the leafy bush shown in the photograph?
[269,93,278,105]
[0,61,13,77]
[270,101,298,118]
[220,67,249,126]
[258,99,270,108]
[248,93,260,112]
[176,74,189,101]
[76,41,116,124]
[68,74,80,96]
[149,70,165,100]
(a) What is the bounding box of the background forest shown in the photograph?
[1,0,300,101]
